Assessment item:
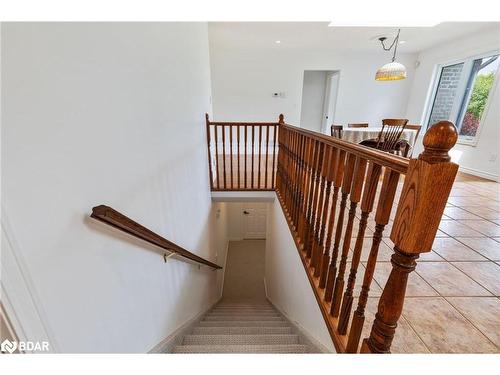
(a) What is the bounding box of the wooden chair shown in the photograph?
[359,119,409,154]
[331,124,343,138]
[396,124,422,157]
[347,123,369,128]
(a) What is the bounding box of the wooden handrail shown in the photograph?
[208,121,280,126]
[90,205,222,269]
[281,123,410,174]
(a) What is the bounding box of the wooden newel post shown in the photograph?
[361,121,458,353]
[278,113,285,125]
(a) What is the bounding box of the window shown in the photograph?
[426,53,499,144]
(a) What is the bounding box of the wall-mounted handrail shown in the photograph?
[90,205,222,269]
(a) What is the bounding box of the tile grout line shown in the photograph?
[442,296,499,351]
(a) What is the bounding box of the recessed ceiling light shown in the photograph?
[328,21,440,27]
[399,40,406,44]
[275,40,281,44]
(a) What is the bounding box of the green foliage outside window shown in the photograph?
[460,72,495,137]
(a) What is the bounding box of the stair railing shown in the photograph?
[205,113,280,191]
[205,114,458,353]
[275,118,457,353]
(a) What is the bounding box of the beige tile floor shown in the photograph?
[360,172,500,353]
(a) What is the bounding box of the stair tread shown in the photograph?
[172,344,309,353]
[192,327,292,334]
[204,316,284,321]
[183,334,299,345]
[198,321,289,327]
[210,312,277,315]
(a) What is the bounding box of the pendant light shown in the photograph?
[375,29,407,81]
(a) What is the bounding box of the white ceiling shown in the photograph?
[209,22,500,54]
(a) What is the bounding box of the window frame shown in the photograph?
[423,49,500,147]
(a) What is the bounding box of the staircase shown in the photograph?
[172,302,316,353]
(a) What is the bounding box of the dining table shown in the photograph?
[341,127,417,146]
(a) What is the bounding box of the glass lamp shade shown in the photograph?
[375,61,407,81]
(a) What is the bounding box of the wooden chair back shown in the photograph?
[347,123,369,128]
[376,119,409,152]
[400,124,422,157]
[331,124,343,138]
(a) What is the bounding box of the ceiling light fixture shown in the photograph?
[275,40,281,44]
[375,29,407,81]
[328,21,440,27]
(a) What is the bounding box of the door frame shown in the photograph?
[321,71,340,134]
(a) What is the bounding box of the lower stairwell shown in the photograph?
[172,240,321,353]
[173,302,312,353]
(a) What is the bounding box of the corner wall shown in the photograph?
[406,25,500,180]
[265,200,335,352]
[1,23,228,352]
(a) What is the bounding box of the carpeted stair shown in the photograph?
[172,302,314,353]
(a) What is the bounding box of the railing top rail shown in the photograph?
[91,205,222,269]
[207,121,280,126]
[282,123,410,174]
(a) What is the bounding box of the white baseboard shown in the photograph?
[148,298,220,353]
[459,165,499,181]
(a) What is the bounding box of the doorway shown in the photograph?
[300,70,340,134]
[242,205,267,239]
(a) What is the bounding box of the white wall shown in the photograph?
[209,35,416,127]
[300,70,327,132]
[406,26,500,180]
[265,201,335,352]
[1,23,228,352]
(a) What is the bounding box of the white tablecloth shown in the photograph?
[342,127,417,146]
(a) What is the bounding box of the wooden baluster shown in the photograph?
[244,126,248,189]
[272,124,278,188]
[310,142,325,263]
[331,156,367,317]
[265,125,270,189]
[324,151,351,302]
[275,127,282,193]
[306,142,324,260]
[361,121,458,353]
[304,140,319,257]
[286,129,292,203]
[258,125,263,189]
[319,147,339,287]
[222,124,227,189]
[283,128,291,204]
[237,125,241,189]
[205,114,214,190]
[251,125,255,189]
[298,136,311,239]
[346,167,400,353]
[294,133,306,226]
[214,125,220,190]
[313,145,332,276]
[292,132,300,228]
[338,161,381,334]
[229,125,234,189]
[288,130,297,220]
